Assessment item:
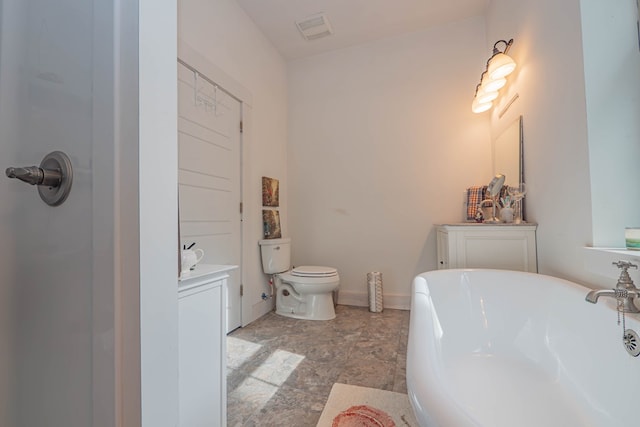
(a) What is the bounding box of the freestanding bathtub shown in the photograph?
[407,269,640,427]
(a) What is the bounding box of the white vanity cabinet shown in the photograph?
[178,264,236,427]
[436,223,537,272]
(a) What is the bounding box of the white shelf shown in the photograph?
[583,247,640,283]
[585,247,640,258]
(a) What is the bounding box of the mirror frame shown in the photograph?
[518,115,525,221]
[492,115,525,221]
[517,115,524,187]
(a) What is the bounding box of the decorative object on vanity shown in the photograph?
[466,185,486,221]
[499,205,514,223]
[180,244,205,277]
[258,238,340,320]
[481,173,505,223]
[478,198,496,222]
[625,227,640,250]
[261,176,280,207]
[507,182,527,223]
[466,184,510,222]
[262,209,282,239]
[498,192,517,223]
[471,39,517,114]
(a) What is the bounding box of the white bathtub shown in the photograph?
[407,269,640,427]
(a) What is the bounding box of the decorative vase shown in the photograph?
[500,207,514,223]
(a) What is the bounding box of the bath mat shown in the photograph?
[316,383,418,427]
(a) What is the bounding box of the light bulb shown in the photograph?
[488,53,516,79]
[471,97,492,113]
[481,74,506,92]
[476,88,498,104]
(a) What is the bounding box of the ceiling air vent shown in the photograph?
[295,13,334,41]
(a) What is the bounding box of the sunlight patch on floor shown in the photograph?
[227,336,262,369]
[251,349,305,386]
[228,340,305,415]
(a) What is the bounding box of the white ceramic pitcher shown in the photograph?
[181,248,204,276]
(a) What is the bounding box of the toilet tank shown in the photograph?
[258,238,291,274]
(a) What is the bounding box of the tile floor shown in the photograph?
[226,305,410,426]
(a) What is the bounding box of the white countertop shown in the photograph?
[586,247,640,257]
[437,222,538,227]
[178,264,237,291]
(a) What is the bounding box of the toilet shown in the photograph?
[258,238,339,320]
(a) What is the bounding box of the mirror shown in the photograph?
[493,115,523,188]
[487,173,506,197]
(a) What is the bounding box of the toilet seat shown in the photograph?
[278,268,340,286]
[291,265,338,278]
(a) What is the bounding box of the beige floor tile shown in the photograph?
[227,305,410,425]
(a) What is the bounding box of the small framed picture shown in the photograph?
[262,176,280,207]
[262,209,282,239]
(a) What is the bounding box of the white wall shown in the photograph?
[485,0,595,284]
[139,0,179,425]
[581,0,640,247]
[485,0,640,287]
[178,0,288,324]
[288,17,492,308]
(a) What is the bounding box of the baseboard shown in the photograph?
[248,298,274,326]
[246,291,410,327]
[337,291,410,311]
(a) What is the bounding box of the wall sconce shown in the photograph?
[471,39,516,114]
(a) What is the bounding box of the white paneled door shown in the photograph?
[0,0,121,425]
[178,62,243,333]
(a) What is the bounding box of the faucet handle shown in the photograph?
[614,261,638,289]
[613,260,638,271]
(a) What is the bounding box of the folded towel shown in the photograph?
[466,186,486,220]
[498,186,510,208]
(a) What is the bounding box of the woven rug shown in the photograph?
[316,383,419,427]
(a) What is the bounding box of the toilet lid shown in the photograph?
[291,266,337,278]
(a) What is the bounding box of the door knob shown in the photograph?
[6,166,62,187]
[5,151,73,206]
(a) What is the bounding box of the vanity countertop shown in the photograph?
[178,263,237,290]
[437,222,537,227]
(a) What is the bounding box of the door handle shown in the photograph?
[5,151,73,206]
[6,166,62,187]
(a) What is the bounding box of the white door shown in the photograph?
[178,61,243,333]
[0,0,116,425]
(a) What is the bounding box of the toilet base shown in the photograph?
[276,288,336,321]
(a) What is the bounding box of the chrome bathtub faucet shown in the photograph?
[585,261,640,313]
